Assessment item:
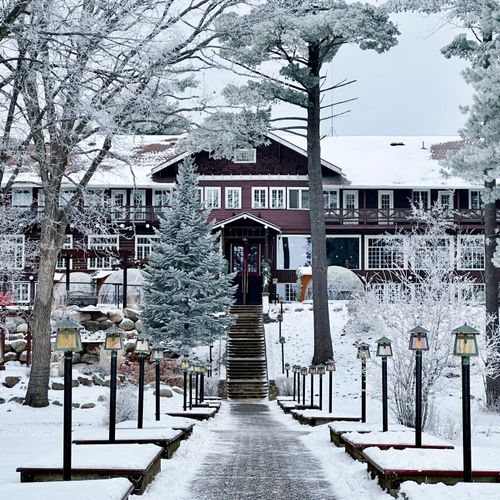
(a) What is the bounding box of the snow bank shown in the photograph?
[400,481,500,499]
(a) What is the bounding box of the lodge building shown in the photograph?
[2,133,498,306]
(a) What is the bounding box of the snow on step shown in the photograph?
[117,417,195,431]
[18,444,162,471]
[329,422,410,433]
[400,481,500,499]
[73,427,183,442]
[3,478,133,500]
[344,430,453,448]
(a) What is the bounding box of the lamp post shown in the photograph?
[308,364,316,408]
[151,346,164,421]
[452,324,480,483]
[104,325,124,442]
[188,365,193,410]
[357,342,371,423]
[376,337,393,432]
[301,366,307,406]
[193,364,200,405]
[284,362,290,378]
[208,343,213,377]
[292,365,299,401]
[199,365,207,404]
[180,358,190,411]
[279,336,286,374]
[325,359,336,414]
[134,335,150,429]
[409,326,430,448]
[54,318,82,481]
[317,364,325,411]
[277,305,283,342]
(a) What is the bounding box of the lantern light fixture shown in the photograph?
[54,318,82,352]
[180,358,190,371]
[356,342,371,359]
[376,337,393,358]
[308,364,317,375]
[300,366,308,376]
[104,325,124,351]
[325,359,336,372]
[409,326,430,351]
[151,346,165,362]
[316,364,326,375]
[452,324,480,357]
[134,335,150,355]
[284,362,290,371]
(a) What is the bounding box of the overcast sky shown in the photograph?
[313,12,473,137]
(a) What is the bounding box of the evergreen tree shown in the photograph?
[142,158,235,353]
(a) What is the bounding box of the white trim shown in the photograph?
[205,186,221,209]
[457,234,485,271]
[365,235,406,271]
[343,190,359,224]
[378,189,394,224]
[11,187,32,208]
[135,235,160,260]
[225,187,242,209]
[326,234,362,270]
[87,234,119,270]
[410,234,454,270]
[110,189,127,220]
[411,189,431,209]
[270,187,286,209]
[150,152,189,175]
[438,190,454,209]
[287,187,309,210]
[251,187,268,209]
[200,174,309,181]
[130,189,147,221]
[56,234,74,270]
[276,234,312,270]
[469,189,483,210]
[323,188,339,209]
[213,212,281,233]
[234,148,256,163]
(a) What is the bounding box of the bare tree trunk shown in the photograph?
[25,218,66,407]
[485,177,499,408]
[307,42,333,364]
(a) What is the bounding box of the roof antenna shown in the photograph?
[421,141,426,150]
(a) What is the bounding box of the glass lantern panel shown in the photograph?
[377,344,393,357]
[105,334,123,351]
[454,335,479,356]
[55,330,82,351]
[410,335,429,351]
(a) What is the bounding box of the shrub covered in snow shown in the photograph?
[104,383,138,424]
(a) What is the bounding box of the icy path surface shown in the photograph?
[187,402,335,500]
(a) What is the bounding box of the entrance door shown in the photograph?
[343,190,359,224]
[230,242,262,305]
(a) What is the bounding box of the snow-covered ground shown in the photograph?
[1,301,500,499]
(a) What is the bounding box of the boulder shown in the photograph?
[4,342,11,352]
[81,402,95,409]
[9,396,24,404]
[93,373,105,386]
[123,308,140,322]
[171,386,184,395]
[82,320,100,332]
[97,395,107,402]
[119,318,135,331]
[81,353,99,364]
[134,320,143,332]
[16,323,28,334]
[126,330,138,339]
[72,352,82,364]
[72,379,80,388]
[5,321,17,333]
[99,319,114,330]
[9,339,27,353]
[19,351,28,363]
[51,381,64,390]
[78,313,93,323]
[2,376,21,388]
[9,333,25,340]
[159,388,173,398]
[0,397,6,404]
[50,362,63,377]
[52,400,62,406]
[77,376,93,387]
[4,352,18,362]
[108,310,124,323]
[72,402,81,408]
[124,340,136,351]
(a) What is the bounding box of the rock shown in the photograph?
[52,400,62,406]
[81,353,99,364]
[72,379,80,388]
[93,373,105,386]
[119,318,135,331]
[72,352,82,364]
[134,320,143,332]
[4,343,11,352]
[123,308,140,322]
[159,388,173,398]
[99,320,114,330]
[97,395,107,402]
[82,320,100,332]
[172,386,183,395]
[9,339,27,353]
[0,397,6,404]
[72,402,81,408]
[108,310,124,323]
[52,381,64,390]
[78,376,93,387]
[50,362,63,377]
[16,323,28,334]
[126,330,138,339]
[81,403,95,409]
[5,321,17,333]
[19,351,28,363]
[95,314,109,323]
[2,376,21,388]
[9,396,24,404]
[78,313,92,323]
[8,333,24,340]
[4,352,18,362]
[124,340,136,351]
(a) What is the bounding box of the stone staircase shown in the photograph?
[227,305,268,399]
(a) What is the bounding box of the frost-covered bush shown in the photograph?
[104,383,137,424]
[203,377,219,397]
[275,376,293,396]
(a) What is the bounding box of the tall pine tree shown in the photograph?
[142,158,235,353]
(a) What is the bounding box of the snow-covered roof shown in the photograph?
[280,134,479,188]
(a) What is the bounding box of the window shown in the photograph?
[111,190,127,220]
[135,235,159,261]
[196,187,203,203]
[411,190,430,209]
[59,188,75,207]
[252,188,267,209]
[458,235,485,270]
[370,283,402,303]
[324,189,338,209]
[12,282,30,303]
[225,187,241,209]
[205,187,221,209]
[131,189,146,221]
[288,188,309,209]
[438,190,454,209]
[12,188,32,208]
[277,283,298,301]
[270,188,285,209]
[470,190,483,210]
[366,236,404,270]
[153,188,173,213]
[56,235,74,270]
[234,148,256,163]
[0,235,24,269]
[343,190,359,224]
[277,235,311,270]
[87,235,119,270]
[326,236,360,269]
[83,189,104,207]
[411,236,453,269]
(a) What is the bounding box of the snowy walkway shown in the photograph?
[187,402,336,500]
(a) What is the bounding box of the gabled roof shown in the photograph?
[213,212,281,233]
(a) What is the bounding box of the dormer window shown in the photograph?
[234,148,256,163]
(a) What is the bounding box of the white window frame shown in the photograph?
[469,190,483,210]
[56,235,74,270]
[438,190,454,210]
[410,235,454,270]
[87,235,119,270]
[205,187,221,209]
[287,188,309,210]
[270,188,286,209]
[131,189,147,221]
[365,235,406,270]
[343,190,359,224]
[252,187,268,209]
[83,189,104,207]
[135,235,160,261]
[411,190,430,209]
[153,188,173,213]
[110,189,127,220]
[12,188,32,208]
[457,235,485,270]
[277,283,298,302]
[11,281,31,304]
[323,188,339,209]
[378,190,394,223]
[0,234,25,269]
[326,235,362,270]
[225,187,242,209]
[234,148,256,163]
